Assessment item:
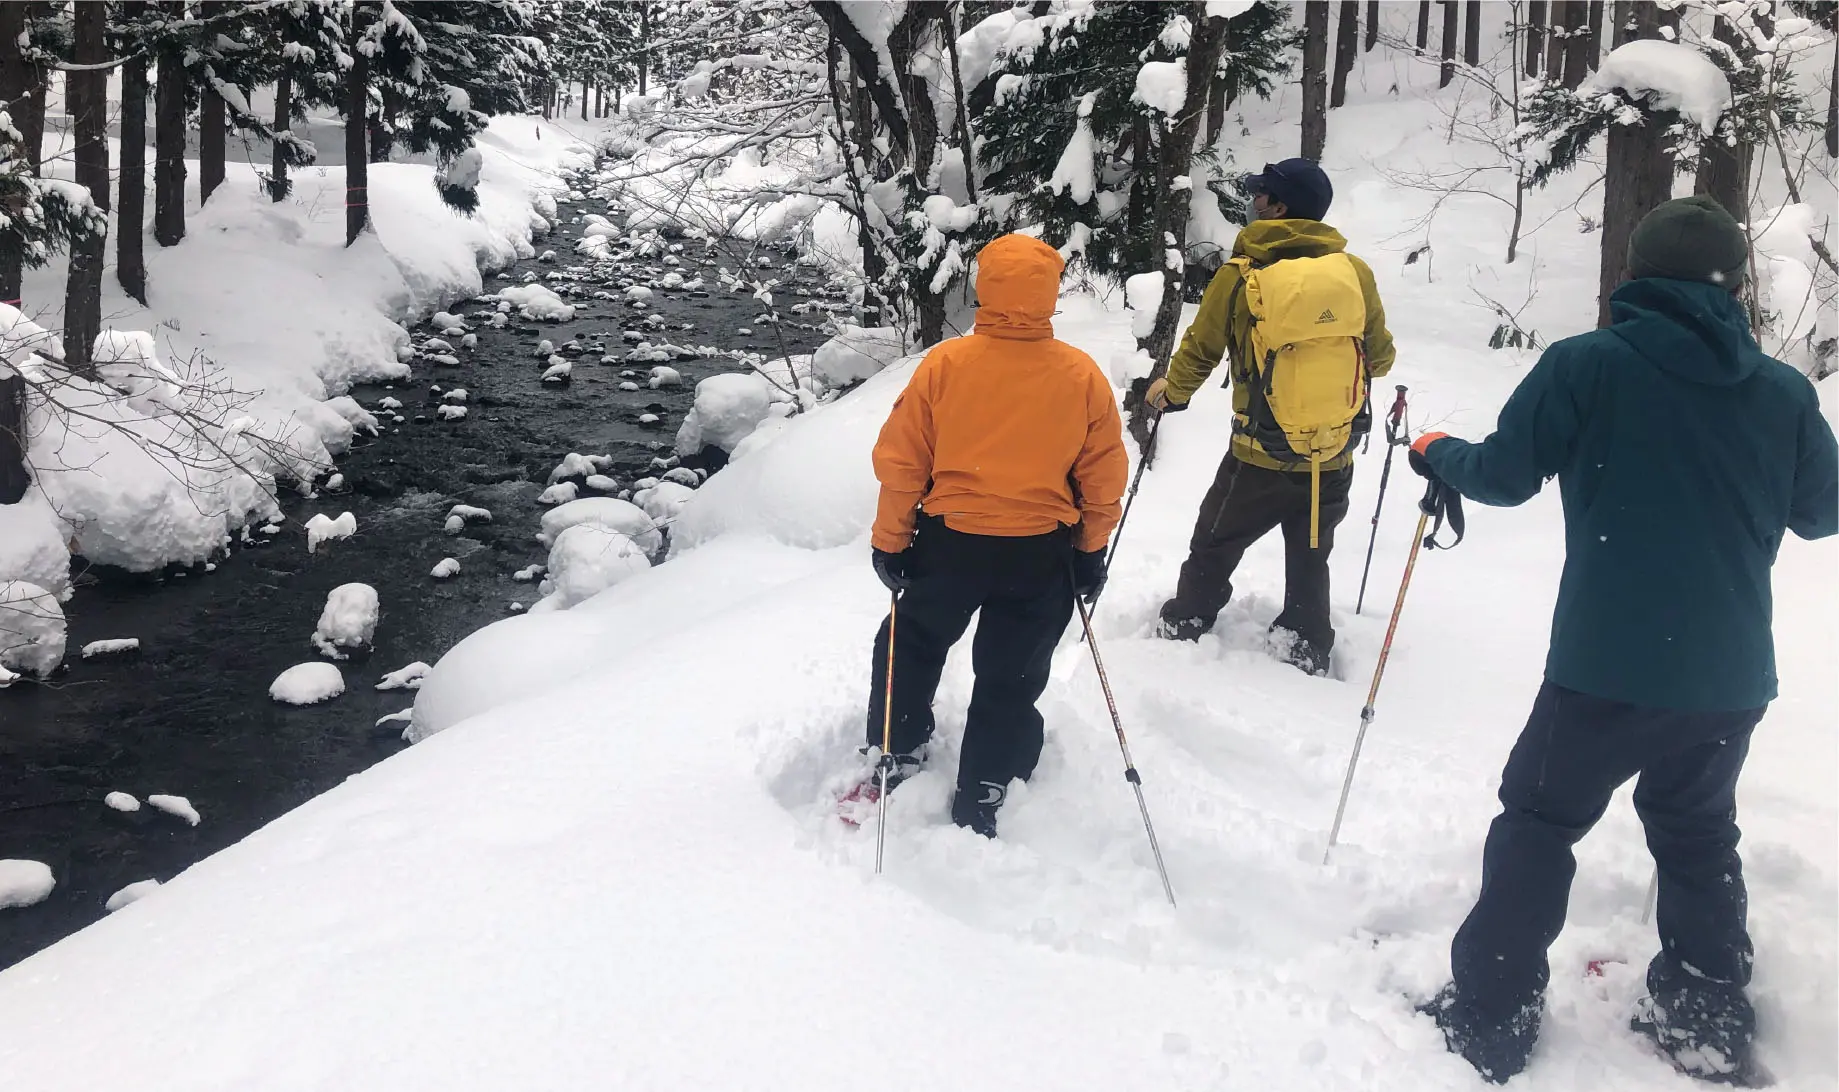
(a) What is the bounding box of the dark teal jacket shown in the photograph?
[1424,278,1838,712]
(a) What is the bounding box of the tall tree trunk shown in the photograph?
[1585,0,1604,70]
[271,74,293,202]
[1600,111,1676,327]
[346,17,370,246]
[1365,0,1379,50]
[63,0,107,376]
[1439,0,1458,88]
[1611,0,1637,48]
[198,3,227,206]
[1464,0,1480,66]
[155,44,187,247]
[0,1,30,307]
[118,58,148,304]
[1561,0,1591,89]
[1206,61,1229,147]
[1525,0,1546,77]
[1416,0,1431,49]
[1694,14,1751,219]
[581,80,589,120]
[1827,29,1837,159]
[369,90,393,164]
[1302,1,1330,157]
[1331,0,1358,108]
[1126,4,1230,450]
[1546,0,1568,76]
[638,3,650,96]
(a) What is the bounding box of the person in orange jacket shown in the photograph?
[861,233,1129,837]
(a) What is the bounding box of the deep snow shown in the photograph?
[0,14,1832,1092]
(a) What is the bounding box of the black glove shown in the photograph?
[1071,548,1108,604]
[872,548,911,594]
[1408,431,1450,482]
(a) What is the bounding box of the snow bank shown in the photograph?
[0,860,54,909]
[0,493,71,599]
[537,526,652,612]
[0,580,66,678]
[674,372,777,457]
[311,583,379,658]
[270,661,345,705]
[811,325,904,386]
[1583,40,1732,131]
[406,609,614,743]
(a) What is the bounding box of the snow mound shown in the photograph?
[498,284,577,322]
[1583,40,1732,131]
[270,661,346,705]
[305,512,357,554]
[538,482,580,505]
[104,792,140,812]
[675,372,777,457]
[431,558,461,579]
[147,795,200,826]
[649,365,684,388]
[105,879,161,912]
[633,480,697,523]
[408,610,614,743]
[0,860,54,909]
[376,662,431,691]
[81,638,140,658]
[538,526,652,612]
[312,583,379,658]
[538,498,662,555]
[811,325,903,386]
[0,580,67,678]
[0,492,73,596]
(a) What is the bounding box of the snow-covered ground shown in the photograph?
[1,24,1833,1092]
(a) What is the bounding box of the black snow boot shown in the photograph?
[1418,984,1542,1085]
[1154,604,1211,642]
[1630,985,1768,1087]
[950,780,1005,838]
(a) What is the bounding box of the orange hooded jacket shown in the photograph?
[871,234,1129,555]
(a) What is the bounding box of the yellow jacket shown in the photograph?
[1163,219,1396,472]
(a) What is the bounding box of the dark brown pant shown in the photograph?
[1159,452,1352,665]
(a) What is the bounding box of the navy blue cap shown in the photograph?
[1245,158,1333,222]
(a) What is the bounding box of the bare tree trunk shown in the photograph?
[1694,15,1750,218]
[1600,111,1676,327]
[1611,0,1636,48]
[0,1,31,307]
[1365,0,1379,49]
[1585,0,1604,70]
[271,74,293,201]
[1440,0,1458,88]
[1827,30,1837,159]
[1126,3,1230,450]
[154,41,187,247]
[1546,0,1568,76]
[581,80,588,120]
[1302,1,1330,157]
[1207,62,1228,147]
[1525,0,1545,76]
[0,374,24,504]
[638,2,650,96]
[369,89,394,164]
[1561,0,1591,89]
[1464,0,1480,66]
[1416,0,1431,49]
[946,3,977,202]
[63,0,107,376]
[1332,1,1358,108]
[199,3,227,206]
[346,15,370,246]
[118,58,148,304]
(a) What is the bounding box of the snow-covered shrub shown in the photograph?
[0,580,66,679]
[536,526,652,611]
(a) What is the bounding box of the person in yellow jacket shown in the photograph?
[859,233,1129,837]
[1145,159,1395,675]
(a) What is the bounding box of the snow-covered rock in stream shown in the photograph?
[584,474,619,493]
[648,365,684,388]
[535,526,651,612]
[538,482,579,505]
[542,360,572,383]
[634,481,696,523]
[0,581,66,679]
[104,792,140,812]
[625,285,653,301]
[0,860,55,909]
[812,325,903,386]
[324,396,381,438]
[441,389,468,403]
[431,558,462,579]
[448,504,492,525]
[147,795,201,826]
[270,662,345,705]
[105,879,161,912]
[312,583,379,659]
[431,311,467,331]
[675,373,776,458]
[538,498,662,554]
[304,512,357,554]
[376,662,431,691]
[437,405,468,421]
[499,284,576,322]
[81,638,141,658]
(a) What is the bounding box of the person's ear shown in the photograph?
[1268,200,1289,219]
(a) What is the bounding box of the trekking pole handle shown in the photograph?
[1384,384,1408,445]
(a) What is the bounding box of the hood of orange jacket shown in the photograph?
[973,234,1062,341]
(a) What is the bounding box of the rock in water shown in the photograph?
[270,662,346,705]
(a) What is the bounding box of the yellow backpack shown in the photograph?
[1228,253,1371,547]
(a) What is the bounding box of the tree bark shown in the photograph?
[0,1,30,306]
[154,37,187,248]
[1546,0,1568,77]
[198,3,227,206]
[1827,29,1837,159]
[369,89,394,164]
[1365,0,1379,50]
[1600,110,1676,327]
[1302,2,1330,157]
[1464,0,1480,66]
[1332,1,1358,108]
[638,2,649,96]
[1694,14,1750,219]
[1611,0,1637,48]
[345,16,370,246]
[63,0,107,376]
[0,374,24,504]
[581,80,588,120]
[118,58,148,304]
[1127,4,1230,451]
[1206,58,1229,147]
[1585,0,1604,71]
[1525,0,1545,77]
[1416,0,1430,50]
[1440,0,1458,88]
[271,74,293,202]
[1561,0,1591,89]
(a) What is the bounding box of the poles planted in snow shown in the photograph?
[874,591,898,875]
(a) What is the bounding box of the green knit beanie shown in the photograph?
[1627,195,1749,288]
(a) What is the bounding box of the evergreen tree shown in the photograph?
[256,1,347,202]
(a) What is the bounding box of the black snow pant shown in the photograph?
[1159,451,1352,667]
[866,516,1075,805]
[1450,682,1763,1050]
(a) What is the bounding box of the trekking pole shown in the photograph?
[1355,385,1409,615]
[1324,477,1464,864]
[1640,868,1658,926]
[1079,410,1165,630]
[1073,596,1177,907]
[875,591,897,875]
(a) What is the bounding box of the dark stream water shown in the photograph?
[0,171,843,969]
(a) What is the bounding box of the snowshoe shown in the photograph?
[1630,998,1774,1088]
[837,752,921,827]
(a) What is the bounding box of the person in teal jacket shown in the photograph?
[1411,196,1839,1086]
